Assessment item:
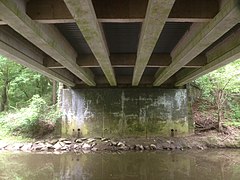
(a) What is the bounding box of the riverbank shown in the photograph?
[1,127,240,153]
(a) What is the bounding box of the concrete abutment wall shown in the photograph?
[61,88,192,137]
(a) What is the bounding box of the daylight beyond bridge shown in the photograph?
[0,0,240,88]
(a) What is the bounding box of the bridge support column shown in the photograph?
[60,88,192,137]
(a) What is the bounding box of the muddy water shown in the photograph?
[0,150,240,180]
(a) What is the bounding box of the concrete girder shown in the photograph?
[46,53,206,69]
[65,54,205,68]
[0,0,218,25]
[64,0,117,86]
[175,28,240,86]
[0,26,75,87]
[76,53,207,68]
[153,0,240,86]
[132,0,175,86]
[95,76,154,85]
[0,0,96,86]
[74,75,175,88]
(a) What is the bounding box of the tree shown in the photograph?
[195,59,240,131]
[0,55,53,111]
[9,68,52,107]
[0,56,23,111]
[52,80,57,105]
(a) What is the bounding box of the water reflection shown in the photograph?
[0,150,240,180]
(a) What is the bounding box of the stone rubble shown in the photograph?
[82,143,91,150]
[0,136,217,153]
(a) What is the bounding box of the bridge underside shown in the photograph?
[0,0,240,88]
[1,0,239,137]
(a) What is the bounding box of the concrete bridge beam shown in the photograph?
[176,28,240,86]
[0,0,219,25]
[0,0,96,86]
[132,0,175,86]
[0,26,75,86]
[64,0,117,86]
[154,0,240,86]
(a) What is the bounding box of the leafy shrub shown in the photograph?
[0,95,61,137]
[230,102,240,121]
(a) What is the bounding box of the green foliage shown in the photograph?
[0,55,59,138]
[229,102,240,121]
[0,93,60,138]
[195,59,240,123]
[198,100,212,112]
[224,121,240,128]
[0,56,23,84]
[195,59,240,100]
[0,55,52,110]
[9,69,52,107]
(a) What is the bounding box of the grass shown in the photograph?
[0,125,32,143]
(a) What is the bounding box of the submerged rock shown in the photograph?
[166,140,174,144]
[156,144,163,150]
[0,142,8,150]
[50,139,58,145]
[144,145,150,150]
[82,143,91,150]
[59,142,65,147]
[21,143,32,152]
[150,144,157,150]
[45,143,54,149]
[61,146,69,151]
[59,138,68,142]
[74,144,82,150]
[110,141,118,146]
[81,138,87,141]
[170,144,175,150]
[87,138,96,143]
[4,144,14,151]
[5,133,240,153]
[91,142,97,147]
[119,145,129,151]
[117,142,125,147]
[101,138,109,142]
[175,144,184,151]
[34,141,44,144]
[41,147,48,151]
[63,141,72,145]
[197,145,204,150]
[53,142,64,150]
[91,147,98,152]
[11,143,24,151]
[32,143,45,151]
[82,149,91,154]
[75,139,82,143]
[162,143,171,150]
[135,144,144,151]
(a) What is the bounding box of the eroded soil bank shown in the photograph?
[1,127,240,153]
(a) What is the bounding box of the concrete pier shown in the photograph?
[61,88,190,137]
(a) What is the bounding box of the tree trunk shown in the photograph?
[0,81,8,112]
[216,89,224,132]
[52,80,57,105]
[218,109,223,132]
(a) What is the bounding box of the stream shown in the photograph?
[0,150,240,180]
